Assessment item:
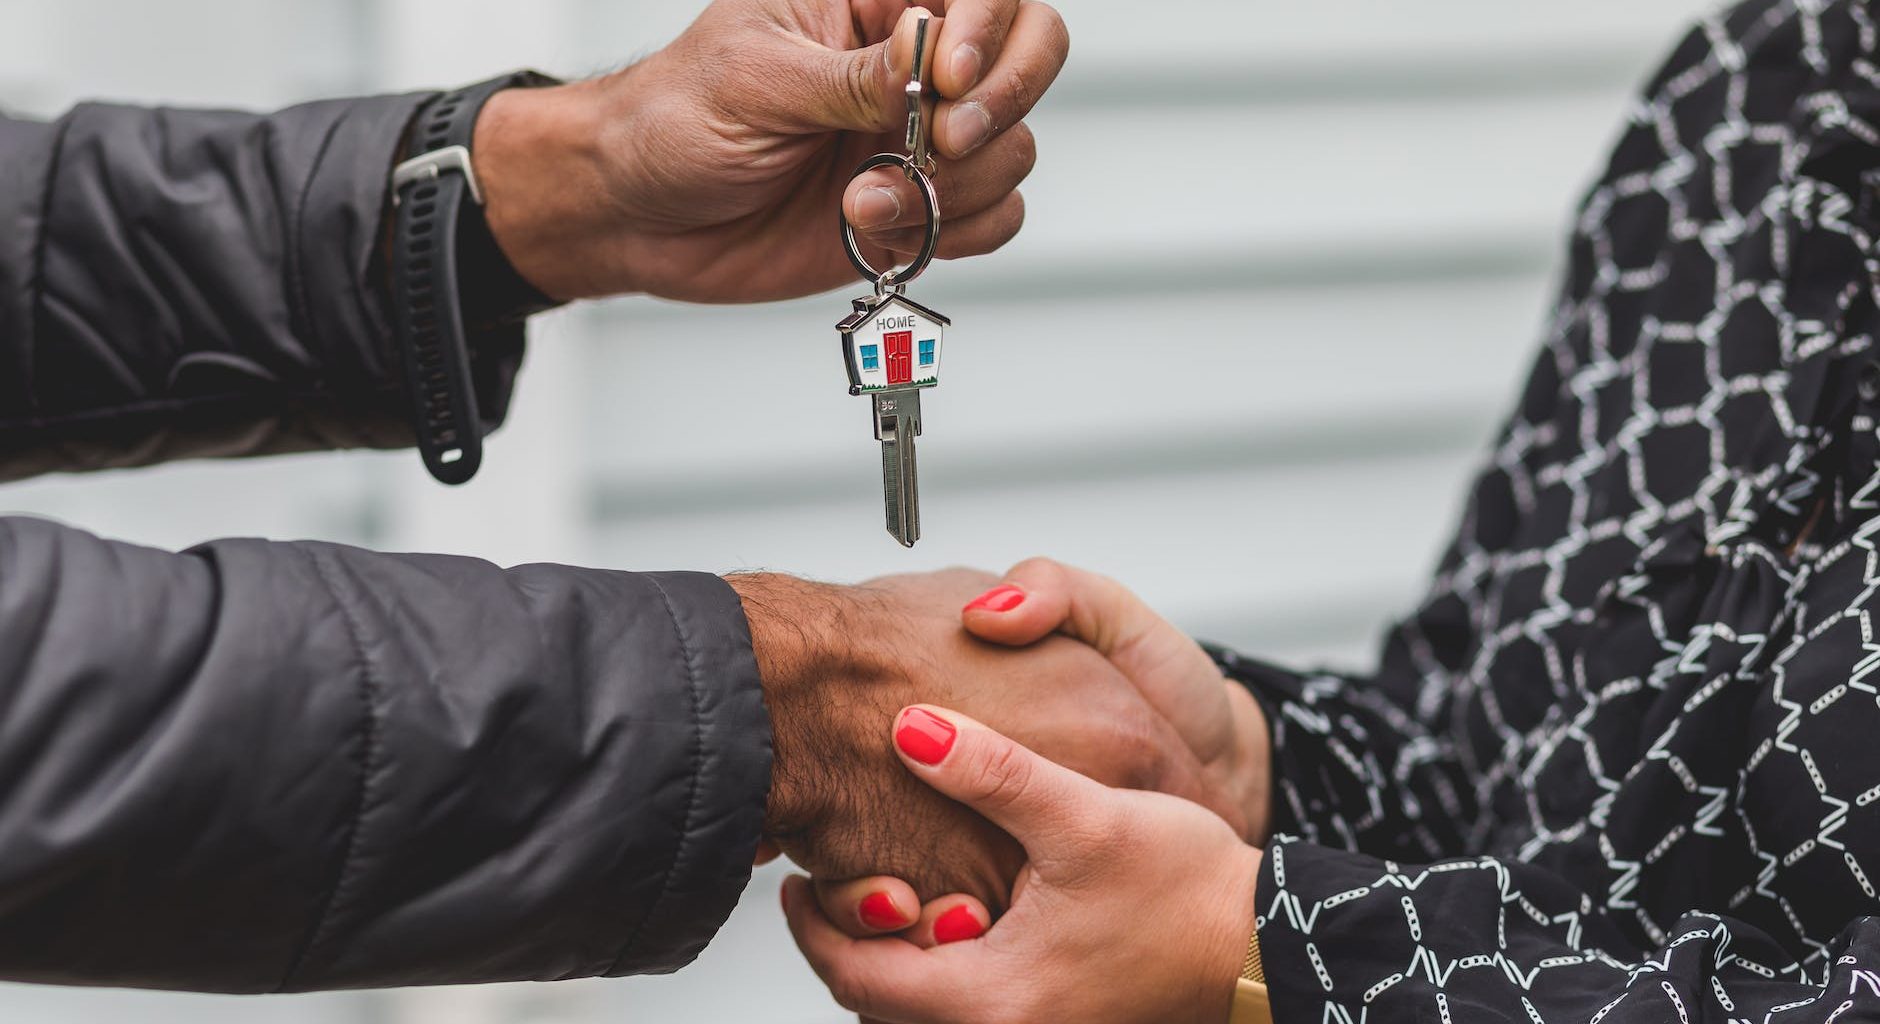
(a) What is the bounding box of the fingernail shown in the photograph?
[950,44,984,90]
[894,707,958,765]
[858,891,906,930]
[780,883,790,913]
[963,584,1025,614]
[933,906,986,944]
[947,100,994,155]
[852,186,900,229]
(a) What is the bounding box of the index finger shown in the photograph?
[928,0,1020,95]
[935,1,1068,157]
[892,705,1113,854]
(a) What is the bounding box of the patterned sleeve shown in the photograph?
[1211,649,1480,863]
[1255,839,1880,1024]
[1208,644,1880,1022]
[1200,3,1880,1021]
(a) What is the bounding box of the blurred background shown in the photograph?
[0,0,1706,1019]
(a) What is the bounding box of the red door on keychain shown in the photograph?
[883,331,913,386]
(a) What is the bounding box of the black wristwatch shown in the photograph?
[389,70,560,485]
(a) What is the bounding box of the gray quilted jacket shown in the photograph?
[0,91,770,991]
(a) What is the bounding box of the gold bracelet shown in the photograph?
[1241,925,1265,984]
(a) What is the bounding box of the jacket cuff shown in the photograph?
[299,91,528,442]
[271,557,772,989]
[603,571,772,976]
[1206,647,1307,838]
[0,114,56,415]
[1254,838,1321,1024]
[0,93,533,481]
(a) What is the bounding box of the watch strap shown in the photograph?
[389,70,554,485]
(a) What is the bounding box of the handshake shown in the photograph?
[728,559,1272,1023]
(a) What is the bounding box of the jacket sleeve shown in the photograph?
[0,514,770,992]
[1254,839,1880,1023]
[0,95,526,480]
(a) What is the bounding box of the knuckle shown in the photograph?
[1008,554,1062,587]
[841,56,887,130]
[1112,718,1167,790]
[1010,123,1039,176]
[1000,67,1035,127]
[998,192,1027,238]
[1050,8,1072,58]
[968,740,1037,813]
[1034,3,1072,59]
[1105,802,1148,847]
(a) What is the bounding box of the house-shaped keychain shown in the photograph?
[836,293,949,396]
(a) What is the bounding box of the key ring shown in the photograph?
[838,13,940,294]
[828,14,952,548]
[840,153,942,292]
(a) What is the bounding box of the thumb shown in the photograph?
[891,705,1113,858]
[784,7,937,134]
[962,558,1237,762]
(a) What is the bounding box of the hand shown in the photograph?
[473,0,1068,303]
[961,557,1272,844]
[807,559,1272,947]
[726,570,1242,910]
[785,706,1261,1024]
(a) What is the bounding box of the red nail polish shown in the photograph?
[932,906,985,944]
[894,707,957,765]
[858,891,904,930]
[963,584,1025,614]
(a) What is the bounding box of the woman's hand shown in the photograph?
[806,556,1273,976]
[474,0,1066,303]
[961,557,1272,844]
[785,705,1261,1024]
[735,567,1244,911]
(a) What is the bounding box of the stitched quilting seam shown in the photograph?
[277,545,384,990]
[607,574,708,975]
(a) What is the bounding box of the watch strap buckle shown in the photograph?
[392,144,483,206]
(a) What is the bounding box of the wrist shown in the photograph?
[473,77,625,301]
[1199,842,1264,1024]
[726,573,889,839]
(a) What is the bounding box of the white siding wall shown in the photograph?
[0,1,1707,1020]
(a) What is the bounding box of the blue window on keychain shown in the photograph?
[918,339,935,367]
[860,344,880,371]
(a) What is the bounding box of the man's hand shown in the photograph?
[472,0,1067,303]
[726,569,1236,910]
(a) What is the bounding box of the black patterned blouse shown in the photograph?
[1225,3,1880,1021]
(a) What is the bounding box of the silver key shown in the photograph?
[873,389,921,546]
[832,13,952,547]
[837,293,949,547]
